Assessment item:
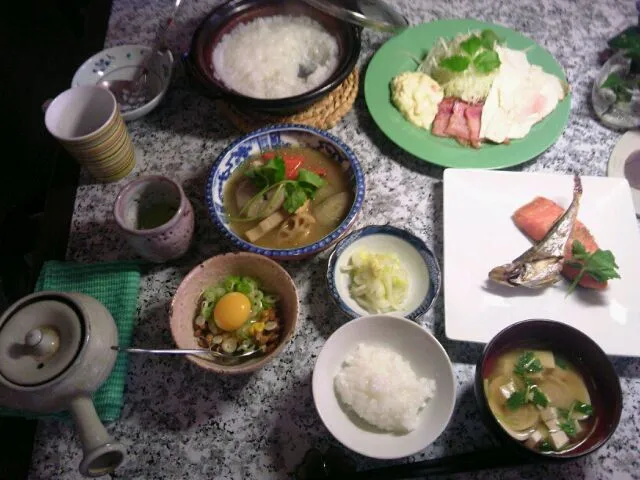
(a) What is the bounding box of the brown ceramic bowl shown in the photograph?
[474,319,622,462]
[185,0,361,114]
[169,252,299,374]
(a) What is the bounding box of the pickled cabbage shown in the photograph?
[419,31,499,103]
[342,249,409,313]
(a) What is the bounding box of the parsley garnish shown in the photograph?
[566,240,621,296]
[572,401,594,416]
[506,391,528,410]
[555,355,568,370]
[531,386,549,408]
[514,351,544,376]
[559,419,577,437]
[538,440,553,452]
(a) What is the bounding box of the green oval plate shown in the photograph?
[364,19,571,169]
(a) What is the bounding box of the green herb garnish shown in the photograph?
[514,351,544,376]
[538,440,553,452]
[601,72,634,103]
[439,29,502,74]
[460,35,483,56]
[572,401,593,417]
[531,386,549,408]
[566,240,621,296]
[506,391,528,410]
[555,355,568,370]
[439,55,470,72]
[559,420,577,437]
[242,157,327,217]
[473,50,501,73]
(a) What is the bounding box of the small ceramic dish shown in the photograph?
[475,319,622,461]
[169,252,299,374]
[206,124,365,260]
[327,225,441,320]
[72,44,174,121]
[312,315,456,459]
[607,130,640,217]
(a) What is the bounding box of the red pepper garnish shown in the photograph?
[283,154,304,180]
[262,152,276,160]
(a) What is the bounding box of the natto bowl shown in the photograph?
[206,124,365,260]
[170,252,299,374]
[185,0,361,114]
[474,319,622,462]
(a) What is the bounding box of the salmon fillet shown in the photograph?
[512,196,606,289]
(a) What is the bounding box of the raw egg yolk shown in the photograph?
[214,292,251,331]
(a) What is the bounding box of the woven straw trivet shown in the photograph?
[218,69,359,132]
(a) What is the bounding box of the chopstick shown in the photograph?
[329,449,527,479]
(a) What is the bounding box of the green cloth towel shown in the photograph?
[0,260,141,422]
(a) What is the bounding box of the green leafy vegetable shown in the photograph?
[566,240,621,295]
[514,351,544,376]
[297,169,326,200]
[506,391,528,410]
[439,55,471,72]
[531,386,549,408]
[572,401,593,417]
[601,72,633,103]
[555,355,568,370]
[473,50,501,73]
[245,157,285,190]
[460,35,483,56]
[559,419,577,437]
[283,183,309,213]
[480,29,502,50]
[538,440,553,452]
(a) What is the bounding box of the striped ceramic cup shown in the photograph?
[45,86,135,182]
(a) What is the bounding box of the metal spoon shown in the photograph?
[111,346,261,360]
[101,0,183,106]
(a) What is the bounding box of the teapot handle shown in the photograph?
[69,396,126,477]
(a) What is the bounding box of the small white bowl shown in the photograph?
[72,44,174,121]
[327,225,441,320]
[312,315,456,460]
[608,130,640,217]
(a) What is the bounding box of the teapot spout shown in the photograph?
[69,396,126,477]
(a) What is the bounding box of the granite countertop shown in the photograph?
[27,0,640,478]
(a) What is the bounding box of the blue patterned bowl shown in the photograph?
[206,124,365,260]
[327,225,442,320]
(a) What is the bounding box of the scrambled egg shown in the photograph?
[391,72,444,130]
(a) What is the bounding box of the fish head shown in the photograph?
[488,257,564,288]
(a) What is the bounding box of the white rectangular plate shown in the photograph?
[443,169,640,357]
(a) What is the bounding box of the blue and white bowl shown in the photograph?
[72,44,174,121]
[206,124,365,260]
[327,225,442,320]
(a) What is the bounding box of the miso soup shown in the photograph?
[483,349,595,453]
[224,147,354,249]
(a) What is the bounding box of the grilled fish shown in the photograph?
[488,175,582,288]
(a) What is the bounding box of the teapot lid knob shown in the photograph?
[24,328,60,357]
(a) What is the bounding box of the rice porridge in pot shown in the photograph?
[211,15,340,99]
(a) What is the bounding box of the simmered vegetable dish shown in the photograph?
[224,147,354,249]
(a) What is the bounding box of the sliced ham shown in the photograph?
[432,97,455,137]
[445,100,471,146]
[512,197,606,290]
[464,104,483,148]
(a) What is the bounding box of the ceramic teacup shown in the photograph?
[44,85,135,182]
[114,175,194,263]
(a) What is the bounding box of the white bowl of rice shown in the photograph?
[312,315,456,459]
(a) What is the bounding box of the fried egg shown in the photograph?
[480,46,569,144]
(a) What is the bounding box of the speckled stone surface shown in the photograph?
[27,0,640,478]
